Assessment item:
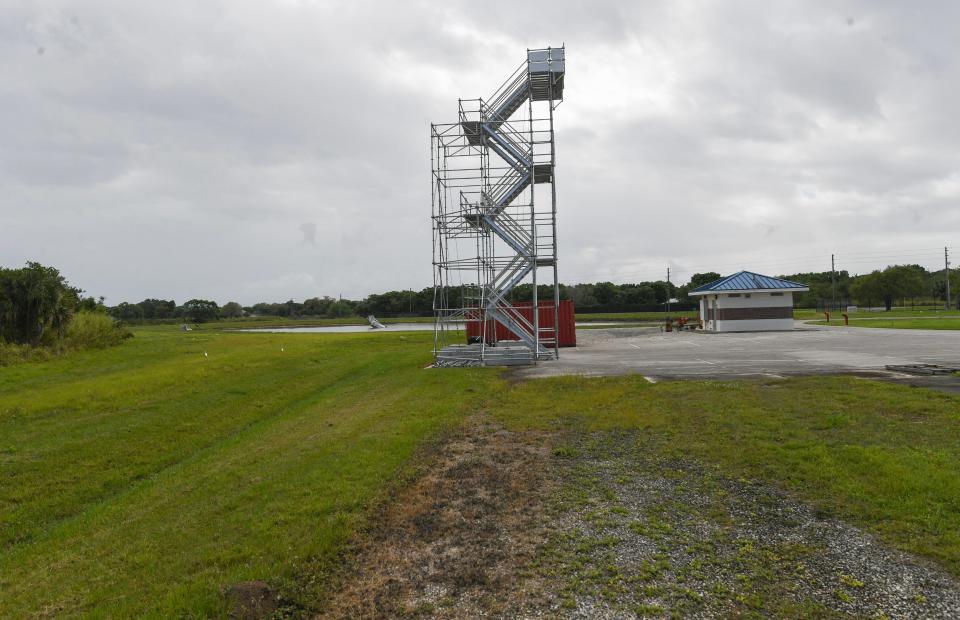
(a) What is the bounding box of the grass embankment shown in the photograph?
[815,318,960,330]
[0,326,494,617]
[490,375,960,578]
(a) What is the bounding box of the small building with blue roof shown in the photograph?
[689,271,809,332]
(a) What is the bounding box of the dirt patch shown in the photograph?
[882,373,960,394]
[318,413,557,618]
[223,580,278,619]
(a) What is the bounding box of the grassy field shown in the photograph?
[796,307,960,320]
[3,327,960,615]
[814,318,960,330]
[175,315,435,329]
[0,326,495,617]
[130,307,957,330]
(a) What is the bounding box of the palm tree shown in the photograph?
[0,263,78,345]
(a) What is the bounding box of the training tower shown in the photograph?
[431,46,565,366]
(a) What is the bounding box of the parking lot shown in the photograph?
[517,323,960,385]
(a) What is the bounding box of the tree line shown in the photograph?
[7,260,953,344]
[108,296,361,323]
[104,263,960,323]
[780,264,959,310]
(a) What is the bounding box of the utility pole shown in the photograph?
[830,254,836,312]
[666,267,671,315]
[946,247,952,311]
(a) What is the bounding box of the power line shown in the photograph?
[567,256,829,282]
[838,245,956,257]
[567,258,832,283]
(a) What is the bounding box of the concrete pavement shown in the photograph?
[517,323,960,384]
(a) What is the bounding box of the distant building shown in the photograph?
[689,271,809,332]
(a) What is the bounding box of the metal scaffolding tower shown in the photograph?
[431,47,565,366]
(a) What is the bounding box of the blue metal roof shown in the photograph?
[689,271,809,294]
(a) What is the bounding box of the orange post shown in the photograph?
[842,313,849,325]
[824,311,830,322]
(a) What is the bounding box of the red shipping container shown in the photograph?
[466,300,576,347]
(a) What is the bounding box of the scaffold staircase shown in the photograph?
[461,48,564,358]
[431,46,564,366]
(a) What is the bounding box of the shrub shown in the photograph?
[65,311,131,350]
[0,341,54,366]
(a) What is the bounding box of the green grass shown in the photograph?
[4,327,960,615]
[797,307,959,320]
[0,326,497,617]
[489,375,960,577]
[814,318,960,330]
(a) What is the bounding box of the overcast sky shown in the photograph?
[2,1,958,304]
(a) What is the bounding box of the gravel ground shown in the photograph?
[318,421,960,619]
[538,431,960,618]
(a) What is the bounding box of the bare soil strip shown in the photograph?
[319,413,558,618]
[320,420,960,618]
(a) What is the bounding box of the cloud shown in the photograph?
[1,0,958,303]
[299,222,317,245]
